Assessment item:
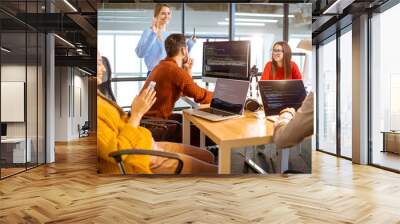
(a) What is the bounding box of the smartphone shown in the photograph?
[149,81,156,91]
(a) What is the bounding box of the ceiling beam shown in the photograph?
[67,13,97,46]
[55,55,96,69]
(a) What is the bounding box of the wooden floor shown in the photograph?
[1,167,26,177]
[1,136,400,223]
[372,150,400,171]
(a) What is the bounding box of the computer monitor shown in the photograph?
[202,40,250,81]
[1,123,7,137]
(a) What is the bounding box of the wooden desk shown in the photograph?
[381,131,400,154]
[182,110,274,174]
[1,138,32,165]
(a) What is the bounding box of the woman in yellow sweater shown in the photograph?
[97,54,217,174]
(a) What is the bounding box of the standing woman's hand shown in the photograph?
[151,17,159,33]
[191,35,197,43]
[128,87,157,128]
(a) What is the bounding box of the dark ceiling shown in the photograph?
[0,0,96,74]
[312,0,391,44]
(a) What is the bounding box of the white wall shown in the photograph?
[54,67,89,141]
[55,66,69,141]
[1,65,26,139]
[1,64,46,164]
[72,73,89,138]
[1,65,38,138]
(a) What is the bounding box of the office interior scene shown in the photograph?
[0,0,96,180]
[97,2,313,175]
[0,0,400,223]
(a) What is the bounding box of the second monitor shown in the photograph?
[202,40,250,81]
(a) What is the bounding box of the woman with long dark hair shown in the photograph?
[260,41,302,80]
[98,56,116,102]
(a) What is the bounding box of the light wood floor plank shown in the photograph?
[0,136,399,223]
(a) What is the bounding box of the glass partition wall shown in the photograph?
[0,1,46,179]
[234,3,283,72]
[289,4,313,91]
[317,36,337,155]
[315,0,400,172]
[184,3,229,80]
[370,3,400,171]
[316,26,352,159]
[339,28,352,159]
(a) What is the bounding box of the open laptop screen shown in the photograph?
[258,80,306,116]
[210,79,249,114]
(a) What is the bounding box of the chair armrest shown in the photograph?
[108,149,183,174]
[142,117,182,126]
[140,120,169,128]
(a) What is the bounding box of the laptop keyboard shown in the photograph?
[199,108,234,117]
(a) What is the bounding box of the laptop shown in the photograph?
[258,80,307,120]
[188,78,250,122]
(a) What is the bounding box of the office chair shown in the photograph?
[99,56,182,142]
[108,149,183,174]
[78,121,90,138]
[140,117,182,142]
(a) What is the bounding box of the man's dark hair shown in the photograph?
[165,34,186,57]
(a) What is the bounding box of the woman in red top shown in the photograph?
[261,41,302,80]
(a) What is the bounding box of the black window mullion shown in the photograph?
[316,44,319,151]
[44,1,47,164]
[33,0,38,168]
[367,11,373,165]
[283,3,289,42]
[25,0,28,171]
[182,3,185,34]
[229,3,235,41]
[336,26,341,157]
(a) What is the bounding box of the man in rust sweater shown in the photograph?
[144,33,213,119]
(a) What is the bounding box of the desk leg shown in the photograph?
[182,114,191,145]
[279,148,290,173]
[200,131,206,148]
[218,144,231,174]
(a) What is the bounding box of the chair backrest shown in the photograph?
[98,56,117,102]
[82,121,90,129]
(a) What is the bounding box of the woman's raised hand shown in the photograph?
[151,17,158,33]
[128,86,157,128]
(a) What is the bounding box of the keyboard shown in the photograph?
[199,108,234,117]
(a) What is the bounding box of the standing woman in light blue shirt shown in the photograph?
[135,3,196,76]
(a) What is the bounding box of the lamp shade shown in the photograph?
[297,39,312,52]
